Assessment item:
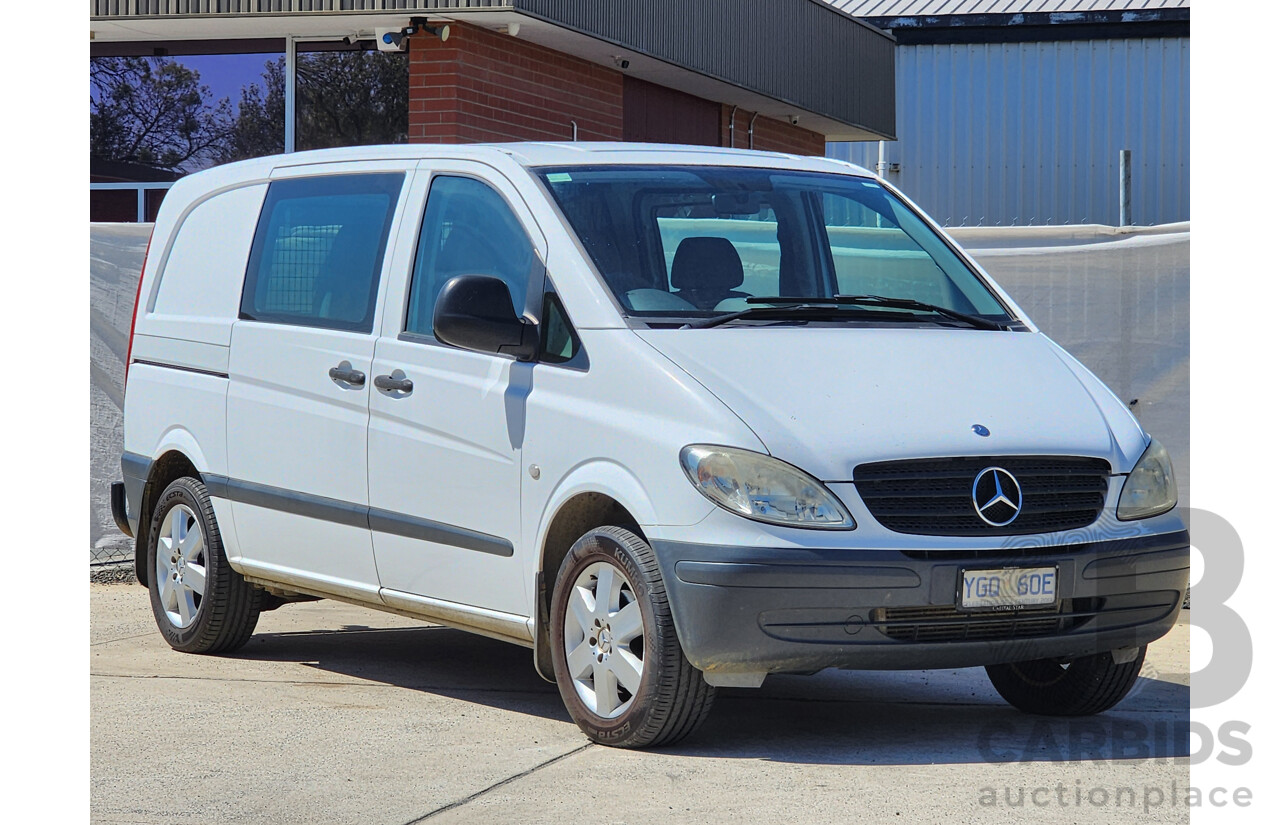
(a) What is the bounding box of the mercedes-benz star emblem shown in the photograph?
[972,467,1022,527]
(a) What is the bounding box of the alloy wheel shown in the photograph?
[562,561,646,718]
[155,504,206,629]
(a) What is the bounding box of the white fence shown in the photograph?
[951,223,1190,505]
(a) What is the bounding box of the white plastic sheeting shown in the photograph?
[88,222,1190,559]
[91,224,151,563]
[954,222,1190,500]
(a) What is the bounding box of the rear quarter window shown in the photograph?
[241,173,405,333]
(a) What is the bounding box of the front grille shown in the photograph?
[854,456,1111,536]
[871,599,1100,643]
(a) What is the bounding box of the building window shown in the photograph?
[296,44,408,151]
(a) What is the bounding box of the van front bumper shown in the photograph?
[651,530,1189,678]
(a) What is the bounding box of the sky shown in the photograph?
[172,53,278,108]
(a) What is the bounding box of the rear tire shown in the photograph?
[147,477,262,654]
[986,647,1147,716]
[550,526,715,748]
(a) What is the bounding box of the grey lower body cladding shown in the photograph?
[118,452,512,557]
[652,531,1189,676]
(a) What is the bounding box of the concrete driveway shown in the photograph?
[91,583,1191,824]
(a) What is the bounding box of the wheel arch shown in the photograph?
[133,446,206,588]
[531,467,657,681]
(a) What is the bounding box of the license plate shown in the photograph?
[959,566,1058,610]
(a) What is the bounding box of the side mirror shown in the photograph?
[433,275,538,361]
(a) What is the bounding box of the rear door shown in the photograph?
[226,165,410,601]
[367,162,545,619]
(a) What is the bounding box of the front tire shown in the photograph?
[549,526,715,748]
[147,477,263,654]
[986,647,1147,716]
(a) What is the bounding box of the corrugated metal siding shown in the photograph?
[829,36,1188,226]
[91,1,509,16]
[828,0,1188,16]
[513,0,896,139]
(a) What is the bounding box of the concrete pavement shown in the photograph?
[91,583,1191,824]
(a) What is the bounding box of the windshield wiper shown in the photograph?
[683,303,917,330]
[744,295,1007,331]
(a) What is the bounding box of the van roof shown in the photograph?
[194,142,874,182]
[155,143,876,235]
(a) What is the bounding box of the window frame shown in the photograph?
[537,281,589,371]
[397,171,547,351]
[239,171,406,334]
[533,164,1022,328]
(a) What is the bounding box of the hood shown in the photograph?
[634,327,1146,481]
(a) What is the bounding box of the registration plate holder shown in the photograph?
[958,566,1059,611]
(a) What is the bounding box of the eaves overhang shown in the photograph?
[860,7,1189,44]
[90,1,896,141]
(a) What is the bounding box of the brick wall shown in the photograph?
[408,22,623,144]
[407,20,827,156]
[720,106,827,156]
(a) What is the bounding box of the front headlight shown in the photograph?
[679,445,854,529]
[1117,437,1178,520]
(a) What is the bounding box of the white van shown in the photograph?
[113,143,1188,748]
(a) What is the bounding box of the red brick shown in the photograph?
[406,21,821,153]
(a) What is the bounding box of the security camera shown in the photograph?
[613,56,630,69]
[375,28,406,52]
[789,115,800,126]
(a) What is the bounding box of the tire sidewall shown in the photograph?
[988,647,1147,716]
[147,478,222,650]
[549,529,662,745]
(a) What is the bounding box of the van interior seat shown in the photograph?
[670,236,748,309]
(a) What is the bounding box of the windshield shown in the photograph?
[536,165,1012,326]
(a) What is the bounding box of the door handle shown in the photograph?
[374,373,414,395]
[328,364,366,387]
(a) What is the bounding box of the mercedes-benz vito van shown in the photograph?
[112,143,1188,748]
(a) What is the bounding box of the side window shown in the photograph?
[539,291,582,365]
[405,176,535,337]
[241,173,404,332]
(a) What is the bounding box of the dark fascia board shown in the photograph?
[867,8,1189,45]
[509,0,896,140]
